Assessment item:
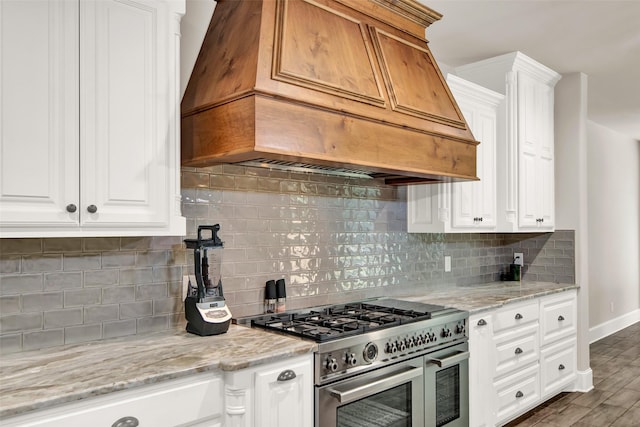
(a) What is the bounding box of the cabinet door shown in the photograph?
[254,356,313,427]
[0,0,79,229]
[538,84,555,229]
[468,313,495,427]
[80,0,169,228]
[472,107,497,228]
[517,73,541,229]
[451,104,478,229]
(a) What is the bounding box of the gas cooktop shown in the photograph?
[248,299,456,342]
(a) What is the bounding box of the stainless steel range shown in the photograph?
[244,298,469,427]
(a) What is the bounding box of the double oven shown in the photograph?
[244,298,469,427]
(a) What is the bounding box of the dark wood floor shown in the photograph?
[507,321,640,426]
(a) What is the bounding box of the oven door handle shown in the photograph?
[327,366,423,404]
[426,350,470,368]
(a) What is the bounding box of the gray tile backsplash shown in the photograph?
[0,165,575,354]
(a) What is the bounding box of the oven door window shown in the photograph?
[336,383,412,427]
[435,365,460,427]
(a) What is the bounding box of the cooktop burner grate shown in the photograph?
[250,301,438,342]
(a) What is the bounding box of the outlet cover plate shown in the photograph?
[514,252,524,266]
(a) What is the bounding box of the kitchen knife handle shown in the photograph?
[87,204,97,213]
[111,416,139,427]
[277,369,297,382]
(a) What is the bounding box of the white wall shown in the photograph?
[587,121,640,331]
[180,0,216,98]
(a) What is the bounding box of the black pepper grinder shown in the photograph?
[265,280,277,313]
[276,278,287,313]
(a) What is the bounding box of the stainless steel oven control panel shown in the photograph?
[316,316,467,384]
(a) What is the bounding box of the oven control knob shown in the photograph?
[385,342,397,354]
[416,335,424,345]
[396,340,406,352]
[345,352,357,367]
[407,338,415,349]
[441,328,451,338]
[326,357,339,372]
[456,324,466,335]
[427,332,436,342]
[363,343,378,363]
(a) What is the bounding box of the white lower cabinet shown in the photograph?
[468,289,578,427]
[1,354,313,427]
[0,374,224,427]
[540,338,577,399]
[494,363,540,422]
[224,354,313,427]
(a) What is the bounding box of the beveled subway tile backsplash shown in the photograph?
[0,165,574,354]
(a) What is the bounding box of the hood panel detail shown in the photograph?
[181,0,479,185]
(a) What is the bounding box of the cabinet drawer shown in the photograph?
[494,323,539,378]
[1,374,223,427]
[541,338,577,398]
[494,363,540,424]
[540,291,577,346]
[493,300,539,333]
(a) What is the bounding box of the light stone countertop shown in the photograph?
[0,281,576,419]
[0,324,316,419]
[395,280,579,313]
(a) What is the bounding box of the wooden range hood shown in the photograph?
[181,0,479,185]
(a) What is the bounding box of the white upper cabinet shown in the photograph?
[0,0,186,237]
[408,75,502,233]
[457,52,561,232]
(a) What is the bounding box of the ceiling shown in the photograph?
[420,0,640,141]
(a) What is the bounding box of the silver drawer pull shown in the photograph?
[514,347,523,355]
[477,319,487,326]
[112,417,139,427]
[515,391,524,398]
[558,315,565,321]
[559,364,566,370]
[277,369,297,382]
[515,313,523,320]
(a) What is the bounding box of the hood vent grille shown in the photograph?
[181,0,479,185]
[235,159,374,179]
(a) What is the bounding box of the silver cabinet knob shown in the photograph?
[515,313,523,320]
[515,391,524,398]
[112,416,139,427]
[477,319,487,326]
[515,347,523,355]
[66,204,77,213]
[559,364,566,370]
[558,315,565,321]
[87,204,98,213]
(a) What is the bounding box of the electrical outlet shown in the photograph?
[513,252,524,266]
[444,256,451,272]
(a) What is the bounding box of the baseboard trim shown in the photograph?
[571,369,593,393]
[589,309,640,343]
